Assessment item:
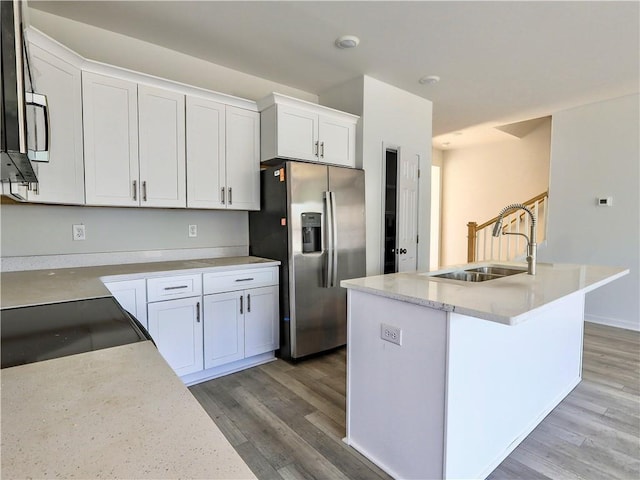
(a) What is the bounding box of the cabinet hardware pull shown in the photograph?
[247,294,251,313]
[221,187,225,204]
[142,181,147,201]
[196,302,200,322]
[164,285,189,290]
[314,141,319,156]
[235,278,254,282]
[133,180,137,201]
[229,187,232,205]
[320,141,325,158]
[240,295,243,314]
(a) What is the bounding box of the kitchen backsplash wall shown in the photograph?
[1,203,248,257]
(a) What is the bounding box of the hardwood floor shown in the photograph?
[190,322,639,479]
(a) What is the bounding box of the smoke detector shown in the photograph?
[335,35,360,49]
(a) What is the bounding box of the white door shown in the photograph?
[27,43,85,205]
[138,85,186,208]
[103,279,148,329]
[203,291,244,369]
[244,286,279,357]
[397,152,420,272]
[147,297,203,376]
[82,72,139,206]
[225,106,260,210]
[276,105,318,162]
[186,96,226,208]
[318,116,355,167]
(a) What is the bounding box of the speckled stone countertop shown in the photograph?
[1,255,279,309]
[1,342,256,479]
[341,262,628,325]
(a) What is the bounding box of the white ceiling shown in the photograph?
[29,1,639,148]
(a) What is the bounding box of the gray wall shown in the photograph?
[1,203,247,256]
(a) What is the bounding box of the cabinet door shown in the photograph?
[203,291,244,369]
[318,115,356,167]
[276,105,318,162]
[138,86,186,208]
[83,72,139,206]
[225,106,260,211]
[244,286,279,357]
[27,43,84,205]
[103,279,148,329]
[148,297,203,376]
[186,97,226,209]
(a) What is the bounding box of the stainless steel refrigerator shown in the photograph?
[249,161,366,360]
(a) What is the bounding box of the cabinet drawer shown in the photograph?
[203,267,278,294]
[147,274,202,302]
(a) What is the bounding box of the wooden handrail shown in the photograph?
[467,191,548,262]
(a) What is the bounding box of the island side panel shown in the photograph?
[345,289,448,479]
[443,291,585,480]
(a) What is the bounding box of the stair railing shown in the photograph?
[467,191,548,263]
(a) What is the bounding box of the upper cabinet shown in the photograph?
[186,99,259,210]
[258,93,358,168]
[23,31,84,205]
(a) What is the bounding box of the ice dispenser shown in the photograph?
[301,212,322,253]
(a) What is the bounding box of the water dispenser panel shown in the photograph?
[301,212,322,253]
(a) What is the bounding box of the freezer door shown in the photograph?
[289,161,338,358]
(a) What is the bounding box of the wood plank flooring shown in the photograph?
[190,322,639,479]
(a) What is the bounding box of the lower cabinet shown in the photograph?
[103,279,148,329]
[147,297,203,376]
[203,285,278,369]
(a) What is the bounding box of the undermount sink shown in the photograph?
[430,265,526,282]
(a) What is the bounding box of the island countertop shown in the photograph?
[341,262,628,325]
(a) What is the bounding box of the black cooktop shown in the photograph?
[1,297,151,369]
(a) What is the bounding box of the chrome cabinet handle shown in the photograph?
[196,301,200,323]
[320,141,325,158]
[229,187,233,205]
[315,141,319,157]
[247,294,251,313]
[133,180,137,201]
[240,295,243,314]
[235,278,255,282]
[142,181,147,201]
[164,285,189,290]
[221,187,225,204]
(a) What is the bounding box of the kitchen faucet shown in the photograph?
[492,203,537,275]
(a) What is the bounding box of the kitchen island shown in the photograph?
[341,262,628,480]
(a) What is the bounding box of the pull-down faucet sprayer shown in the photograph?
[492,203,537,275]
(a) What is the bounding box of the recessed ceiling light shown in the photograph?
[419,75,440,85]
[335,35,360,49]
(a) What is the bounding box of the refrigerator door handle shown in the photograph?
[330,191,338,287]
[324,191,333,288]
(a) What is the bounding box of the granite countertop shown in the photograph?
[1,341,256,479]
[1,255,279,309]
[341,262,628,325]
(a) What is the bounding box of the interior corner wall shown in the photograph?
[540,94,639,331]
[321,76,433,275]
[440,120,551,266]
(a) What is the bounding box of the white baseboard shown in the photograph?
[585,315,640,332]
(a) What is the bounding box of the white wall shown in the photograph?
[321,76,433,275]
[0,203,247,257]
[440,119,551,266]
[541,94,639,331]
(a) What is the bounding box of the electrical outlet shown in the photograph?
[381,323,402,346]
[72,224,86,241]
[188,224,198,237]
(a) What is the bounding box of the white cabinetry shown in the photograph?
[186,98,259,210]
[202,267,279,370]
[147,274,203,376]
[138,86,186,207]
[82,72,139,206]
[25,35,85,205]
[103,279,148,329]
[259,93,358,168]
